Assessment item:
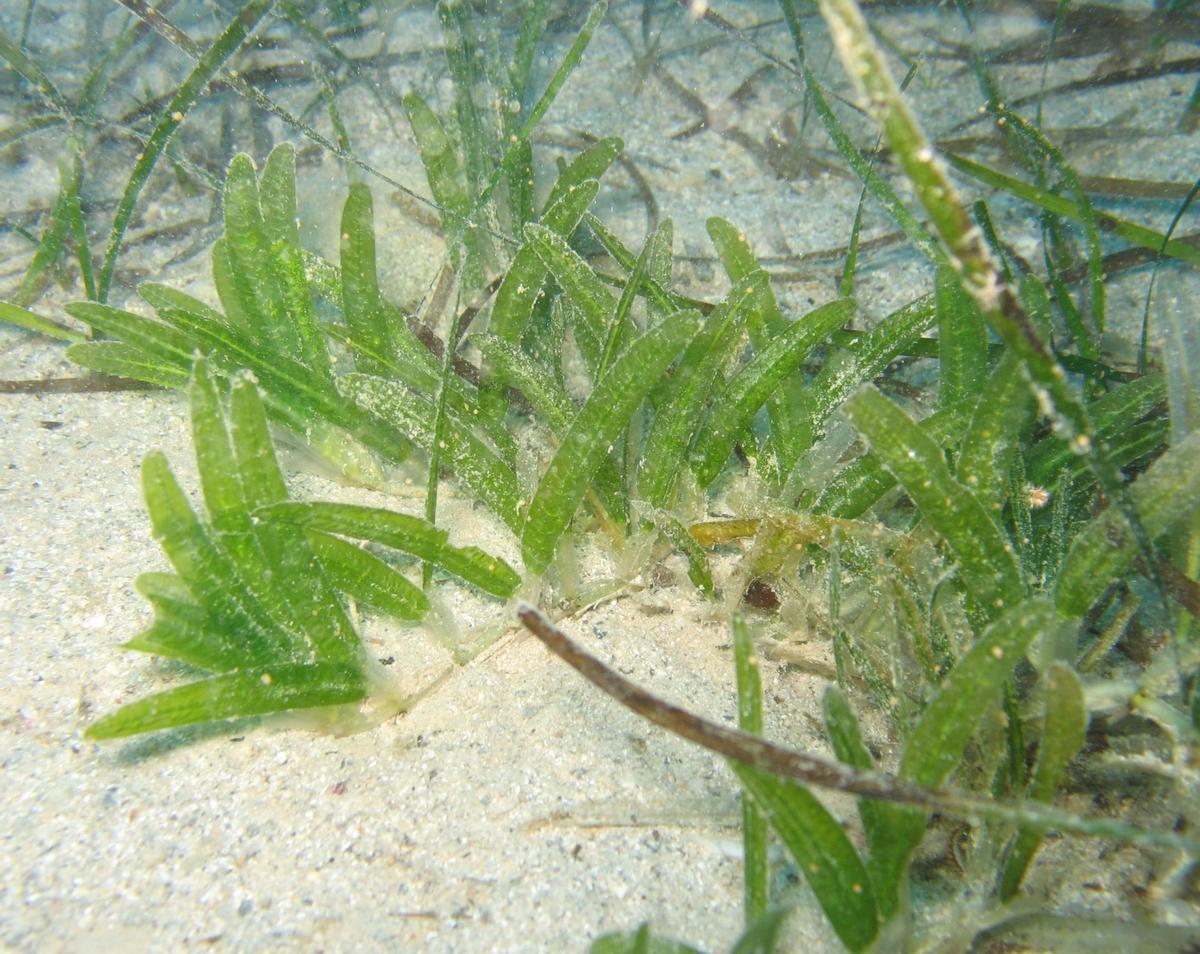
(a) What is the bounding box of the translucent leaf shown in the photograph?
[846,386,1024,620]
[522,310,702,572]
[730,763,878,952]
[258,501,520,598]
[1056,429,1200,617]
[86,663,365,740]
[307,531,429,621]
[998,661,1086,900]
[692,299,855,488]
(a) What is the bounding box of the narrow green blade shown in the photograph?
[141,451,291,667]
[732,614,769,926]
[692,299,855,488]
[903,598,1054,783]
[65,302,198,375]
[730,763,878,951]
[227,375,362,664]
[543,136,622,212]
[935,264,988,412]
[340,183,396,374]
[487,179,601,346]
[811,408,966,519]
[307,530,429,621]
[66,342,189,388]
[257,501,520,598]
[846,386,1024,620]
[259,142,331,376]
[0,300,85,342]
[97,0,274,301]
[707,216,813,476]
[525,221,618,379]
[864,597,1058,907]
[1056,429,1200,617]
[638,282,756,509]
[955,351,1033,505]
[523,310,703,573]
[85,663,365,740]
[998,661,1086,900]
[221,153,301,356]
[342,374,522,532]
[805,293,936,430]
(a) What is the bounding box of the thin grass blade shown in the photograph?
[141,451,290,667]
[522,310,703,573]
[342,374,521,531]
[85,663,366,740]
[935,264,988,412]
[638,284,755,508]
[257,501,520,598]
[692,299,855,489]
[341,183,397,374]
[306,531,429,621]
[1056,429,1200,617]
[730,762,878,951]
[864,597,1059,906]
[731,614,769,925]
[846,386,1024,619]
[1,300,86,342]
[998,661,1086,900]
[97,0,274,301]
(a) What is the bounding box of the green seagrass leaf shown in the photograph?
[141,450,289,667]
[731,615,768,925]
[692,299,855,489]
[221,153,301,358]
[804,294,936,433]
[522,310,702,573]
[306,530,429,621]
[477,332,628,523]
[525,221,618,379]
[904,596,1056,784]
[259,142,301,248]
[64,301,198,376]
[935,263,988,413]
[342,374,522,532]
[85,663,366,740]
[488,179,601,348]
[126,573,231,672]
[955,351,1032,506]
[811,407,967,519]
[637,284,756,509]
[1056,429,1200,617]
[846,386,1024,620]
[821,687,910,918]
[651,510,714,596]
[340,183,395,375]
[0,300,85,341]
[139,282,229,329]
[590,925,704,954]
[865,597,1060,905]
[66,342,189,389]
[96,0,274,301]
[227,374,361,664]
[730,762,878,951]
[258,501,520,599]
[543,136,622,212]
[998,661,1086,901]
[707,216,814,479]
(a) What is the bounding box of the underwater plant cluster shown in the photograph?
[2,0,1199,949]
